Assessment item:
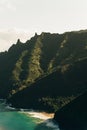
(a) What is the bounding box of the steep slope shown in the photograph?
[8,58,87,112]
[54,92,87,130]
[0,35,38,97]
[0,32,64,98]
[0,30,87,112]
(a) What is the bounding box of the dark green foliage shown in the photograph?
[38,96,75,112]
[0,30,87,112]
[8,59,87,112]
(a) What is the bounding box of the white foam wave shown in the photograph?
[22,111,54,120]
[5,105,16,110]
[0,99,16,111]
[44,119,60,130]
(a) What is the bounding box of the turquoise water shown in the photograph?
[0,112,37,130]
[0,112,59,130]
[0,100,59,130]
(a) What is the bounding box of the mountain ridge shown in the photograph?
[0,30,87,112]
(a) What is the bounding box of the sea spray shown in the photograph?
[43,119,60,130]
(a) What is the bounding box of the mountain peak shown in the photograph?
[17,39,21,44]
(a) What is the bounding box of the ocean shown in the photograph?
[0,100,59,130]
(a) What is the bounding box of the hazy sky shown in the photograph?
[0,0,87,51]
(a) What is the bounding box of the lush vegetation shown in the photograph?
[0,30,87,112]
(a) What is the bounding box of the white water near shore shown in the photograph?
[26,111,54,120]
[21,111,60,130]
[0,100,60,130]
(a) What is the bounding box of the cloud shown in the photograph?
[0,0,16,12]
[0,29,34,52]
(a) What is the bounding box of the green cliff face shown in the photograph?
[0,30,87,112]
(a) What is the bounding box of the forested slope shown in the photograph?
[0,30,87,112]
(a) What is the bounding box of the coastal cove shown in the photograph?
[0,100,59,130]
[0,112,59,130]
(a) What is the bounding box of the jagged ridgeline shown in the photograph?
[0,31,87,112]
